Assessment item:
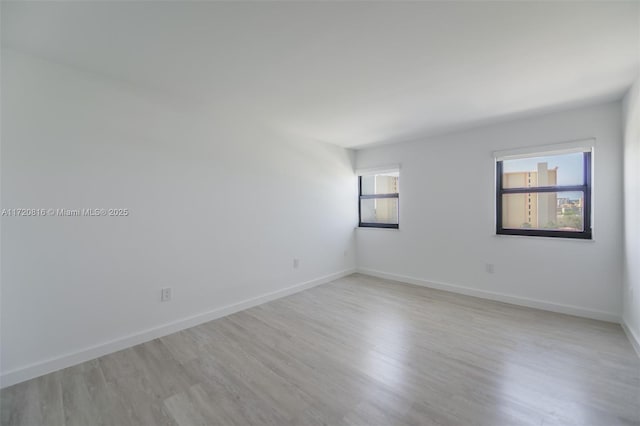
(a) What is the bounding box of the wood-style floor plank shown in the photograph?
[2,273,639,425]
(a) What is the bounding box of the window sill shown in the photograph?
[356,227,400,231]
[494,233,595,242]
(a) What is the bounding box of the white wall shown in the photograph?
[623,77,640,353]
[0,50,357,386]
[355,101,624,321]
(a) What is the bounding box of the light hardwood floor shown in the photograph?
[2,273,639,426]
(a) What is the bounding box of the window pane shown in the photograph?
[502,152,584,188]
[361,173,399,195]
[360,198,398,224]
[501,191,584,232]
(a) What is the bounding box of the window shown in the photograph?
[496,147,592,239]
[358,169,399,229]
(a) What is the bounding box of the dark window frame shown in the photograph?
[358,175,399,229]
[496,151,592,239]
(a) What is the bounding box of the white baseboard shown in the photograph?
[0,268,356,389]
[621,322,640,358]
[356,268,620,323]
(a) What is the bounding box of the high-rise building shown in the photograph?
[502,162,557,229]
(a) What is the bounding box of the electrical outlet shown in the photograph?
[293,258,300,269]
[485,263,494,274]
[161,287,172,302]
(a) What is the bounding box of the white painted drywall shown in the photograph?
[623,77,640,352]
[355,101,624,321]
[0,49,357,384]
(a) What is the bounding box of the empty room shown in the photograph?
[1,1,639,425]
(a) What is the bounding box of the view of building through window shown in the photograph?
[359,172,399,227]
[501,152,585,232]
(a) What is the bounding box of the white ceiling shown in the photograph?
[2,1,639,148]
